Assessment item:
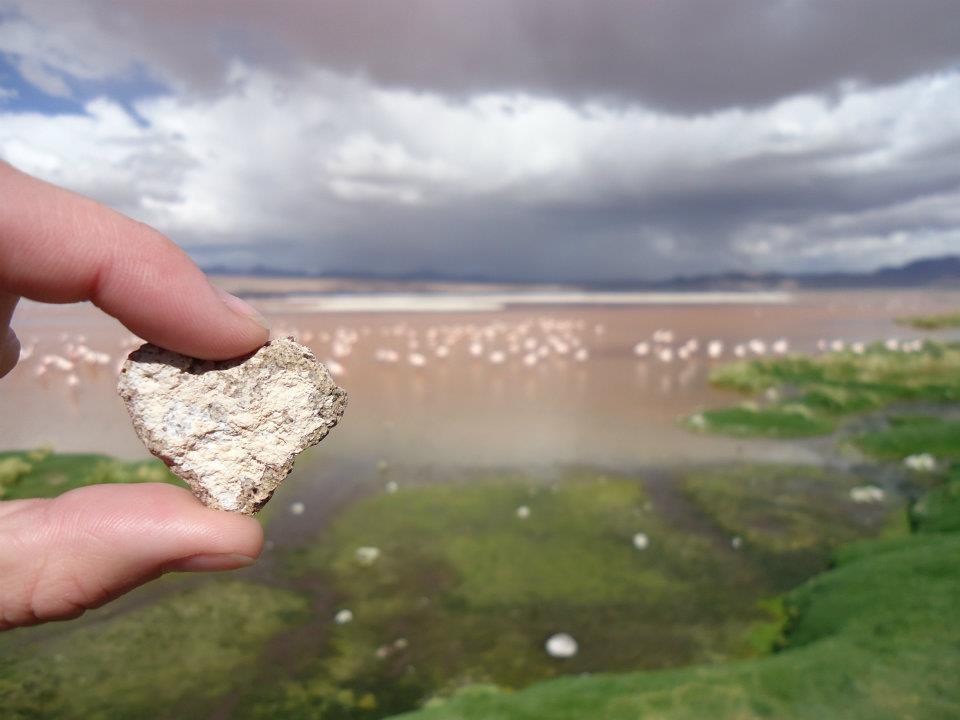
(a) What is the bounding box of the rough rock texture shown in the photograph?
[117,337,347,514]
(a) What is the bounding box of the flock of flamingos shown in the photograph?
[12,314,928,392]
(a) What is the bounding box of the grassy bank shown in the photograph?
[899,312,960,330]
[686,341,960,439]
[851,415,960,462]
[0,448,182,499]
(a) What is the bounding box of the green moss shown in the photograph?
[799,384,885,414]
[688,342,960,439]
[245,470,813,718]
[722,344,960,406]
[0,581,308,720]
[899,312,960,330]
[687,406,835,438]
[393,529,960,720]
[852,416,960,461]
[910,464,960,533]
[2,449,950,720]
[0,450,183,499]
[272,476,763,688]
[0,457,32,497]
[682,464,899,554]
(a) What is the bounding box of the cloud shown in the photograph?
[3,0,960,112]
[2,61,958,280]
[1,2,958,280]
[12,57,70,97]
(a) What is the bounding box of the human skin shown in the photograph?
[0,161,270,631]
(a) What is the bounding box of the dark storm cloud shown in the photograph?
[245,0,960,112]
[7,0,960,112]
[179,123,960,283]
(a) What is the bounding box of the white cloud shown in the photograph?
[1,62,959,278]
[0,12,139,86]
[13,57,71,97]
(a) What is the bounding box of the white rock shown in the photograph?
[355,546,381,565]
[849,485,886,503]
[118,337,347,514]
[545,633,578,658]
[334,609,354,625]
[904,453,937,472]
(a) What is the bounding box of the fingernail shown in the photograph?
[165,553,258,573]
[212,286,270,332]
[0,327,20,379]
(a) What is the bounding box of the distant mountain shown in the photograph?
[863,255,960,287]
[204,255,960,290]
[606,255,960,291]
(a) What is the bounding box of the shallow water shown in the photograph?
[4,287,958,469]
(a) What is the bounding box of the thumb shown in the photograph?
[0,483,263,630]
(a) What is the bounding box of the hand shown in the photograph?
[0,161,271,630]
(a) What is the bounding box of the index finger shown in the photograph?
[0,162,269,360]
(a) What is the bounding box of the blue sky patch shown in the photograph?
[0,52,169,124]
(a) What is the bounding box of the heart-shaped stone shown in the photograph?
[117,337,347,514]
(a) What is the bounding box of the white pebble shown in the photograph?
[849,486,885,503]
[356,546,382,565]
[545,633,578,658]
[903,453,937,473]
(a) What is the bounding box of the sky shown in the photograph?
[1,1,959,282]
